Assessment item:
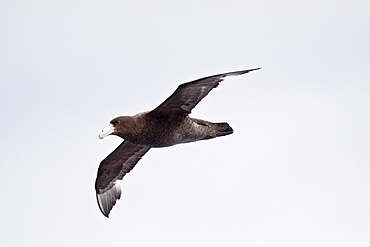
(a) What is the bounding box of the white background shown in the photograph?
[1,1,369,246]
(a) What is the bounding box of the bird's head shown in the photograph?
[98,116,133,139]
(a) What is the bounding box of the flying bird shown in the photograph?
[96,67,261,217]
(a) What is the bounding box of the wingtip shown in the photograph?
[240,67,262,74]
[222,67,261,78]
[96,183,122,218]
[101,206,110,218]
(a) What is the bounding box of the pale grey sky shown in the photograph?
[1,1,369,246]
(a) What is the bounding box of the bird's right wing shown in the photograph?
[148,68,261,117]
[95,141,150,217]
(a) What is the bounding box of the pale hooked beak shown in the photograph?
[99,124,115,139]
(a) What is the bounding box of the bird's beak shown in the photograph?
[99,124,115,139]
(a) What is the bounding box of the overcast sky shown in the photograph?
[1,1,369,246]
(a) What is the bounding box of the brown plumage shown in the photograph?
[96,67,261,217]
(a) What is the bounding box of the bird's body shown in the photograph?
[108,113,233,147]
[96,68,260,217]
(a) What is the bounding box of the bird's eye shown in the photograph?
[112,121,120,125]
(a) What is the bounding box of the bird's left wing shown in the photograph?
[95,141,151,217]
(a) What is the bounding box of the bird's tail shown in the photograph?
[211,122,234,137]
[192,118,234,139]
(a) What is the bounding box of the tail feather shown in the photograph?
[212,122,233,137]
[192,118,233,139]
